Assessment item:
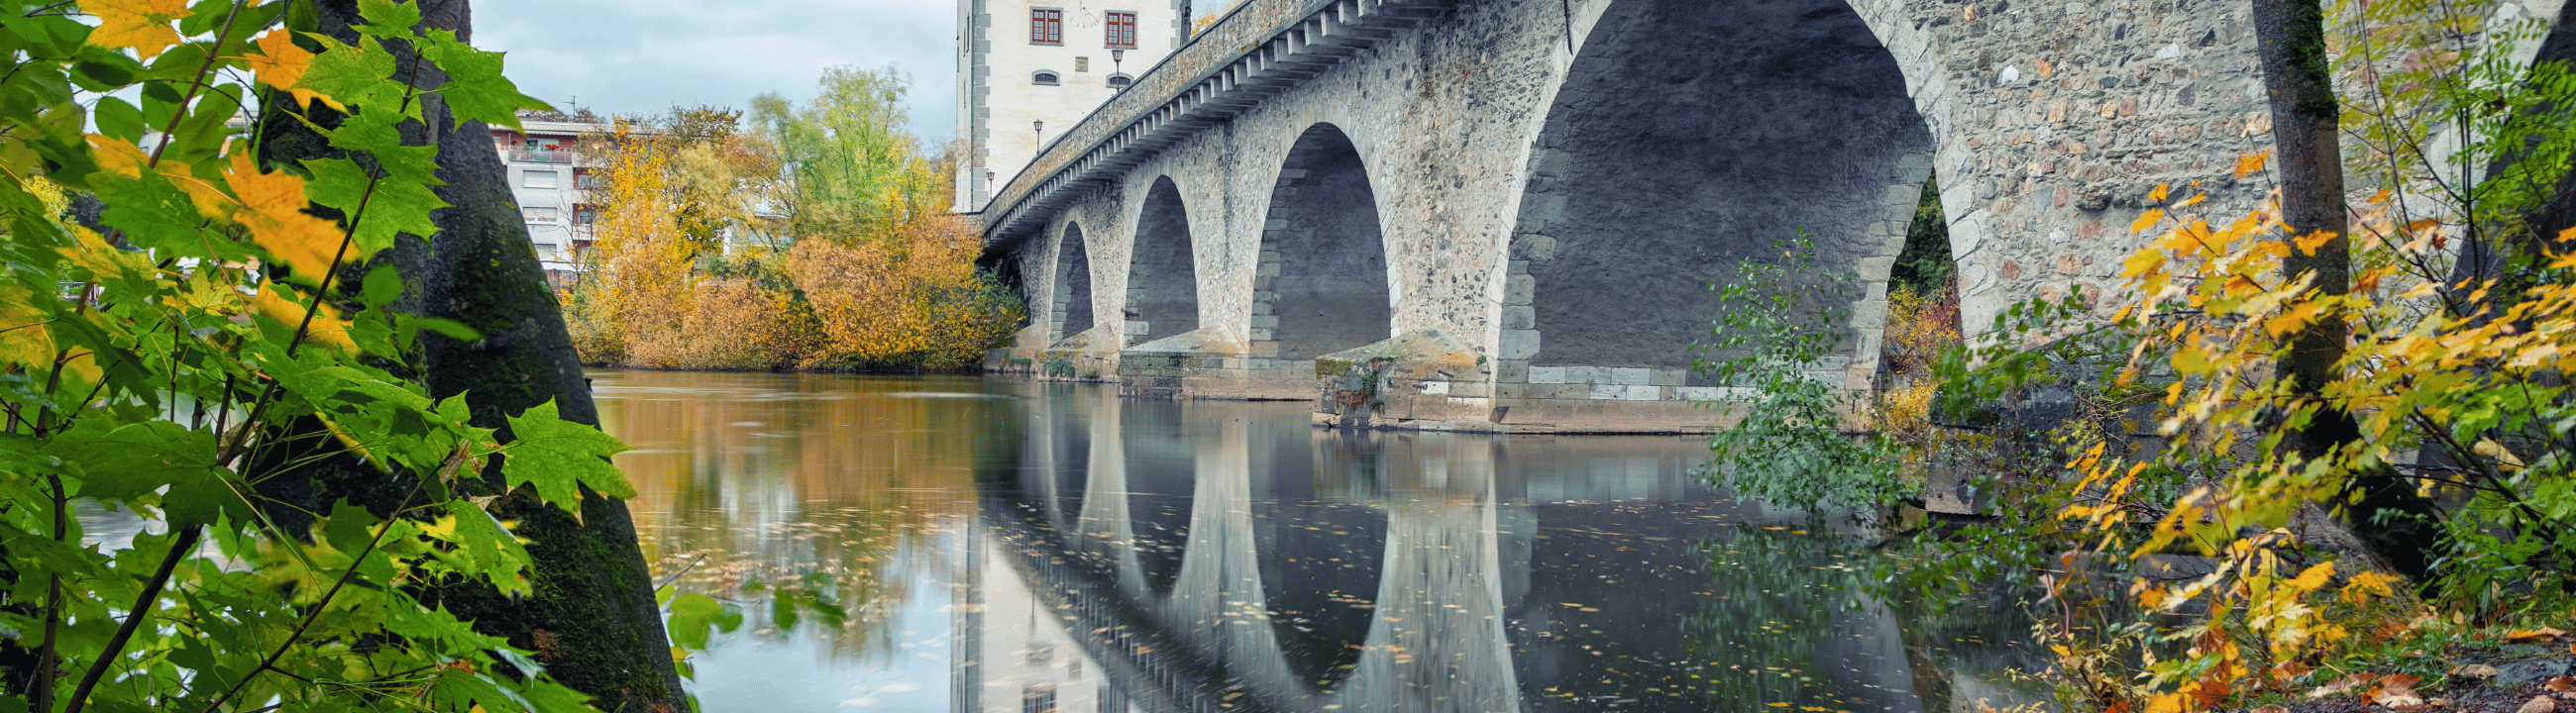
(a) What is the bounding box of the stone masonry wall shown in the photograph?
[983,0,2568,430]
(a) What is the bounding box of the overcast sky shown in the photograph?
[476,0,958,145]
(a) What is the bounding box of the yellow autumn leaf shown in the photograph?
[2293,230,2337,255]
[2177,192,2206,208]
[88,0,192,59]
[244,30,338,110]
[222,153,350,284]
[2475,438,2527,470]
[252,281,355,352]
[2286,561,2335,593]
[88,135,152,179]
[0,284,102,388]
[56,227,156,283]
[2235,151,2270,178]
[2150,183,2170,202]
[2266,302,2324,338]
[2138,583,2171,610]
[2131,208,2167,234]
[2123,249,2167,278]
[2174,347,2213,373]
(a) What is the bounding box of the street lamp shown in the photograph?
[1111,49,1126,92]
[1033,120,1043,150]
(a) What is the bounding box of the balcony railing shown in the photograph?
[506,149,574,163]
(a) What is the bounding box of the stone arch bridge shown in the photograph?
[975,0,2572,432]
[951,391,2032,713]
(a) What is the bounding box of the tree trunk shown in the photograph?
[256,1,690,710]
[2252,0,2440,579]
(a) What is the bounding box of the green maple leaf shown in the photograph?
[297,34,405,113]
[315,112,443,182]
[500,399,635,512]
[301,156,444,253]
[92,172,239,261]
[45,420,249,529]
[354,0,423,39]
[421,39,548,129]
[429,500,531,594]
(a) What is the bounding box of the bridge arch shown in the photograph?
[1048,221,1096,345]
[1253,123,1392,362]
[1507,0,1939,381]
[1124,177,1200,347]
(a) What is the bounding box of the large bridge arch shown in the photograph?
[1048,221,1098,345]
[1252,123,1394,362]
[1125,177,1201,346]
[1506,0,1940,382]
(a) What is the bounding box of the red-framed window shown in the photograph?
[1031,8,1062,44]
[1106,11,1136,48]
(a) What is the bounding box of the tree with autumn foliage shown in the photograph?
[564,68,1022,372]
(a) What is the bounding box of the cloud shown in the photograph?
[475,0,956,144]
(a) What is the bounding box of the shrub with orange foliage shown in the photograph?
[788,214,1024,370]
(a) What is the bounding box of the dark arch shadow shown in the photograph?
[1051,222,1095,343]
[1516,0,1935,371]
[1121,397,1195,596]
[1030,381,1094,528]
[1251,124,1392,362]
[1254,426,1387,690]
[1127,177,1200,346]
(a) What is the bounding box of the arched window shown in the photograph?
[1107,74,1132,89]
[1033,71,1060,86]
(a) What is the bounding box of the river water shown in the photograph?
[593,369,2051,713]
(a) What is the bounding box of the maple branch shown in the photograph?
[198,483,419,713]
[224,46,432,465]
[147,0,250,168]
[64,524,205,713]
[278,37,431,362]
[32,471,65,713]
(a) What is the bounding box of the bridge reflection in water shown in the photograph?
[959,383,2047,713]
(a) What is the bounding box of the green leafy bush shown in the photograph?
[1695,236,1916,517]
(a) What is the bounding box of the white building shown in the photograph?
[490,117,607,270]
[954,0,1194,213]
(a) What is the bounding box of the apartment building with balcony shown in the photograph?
[491,115,607,269]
